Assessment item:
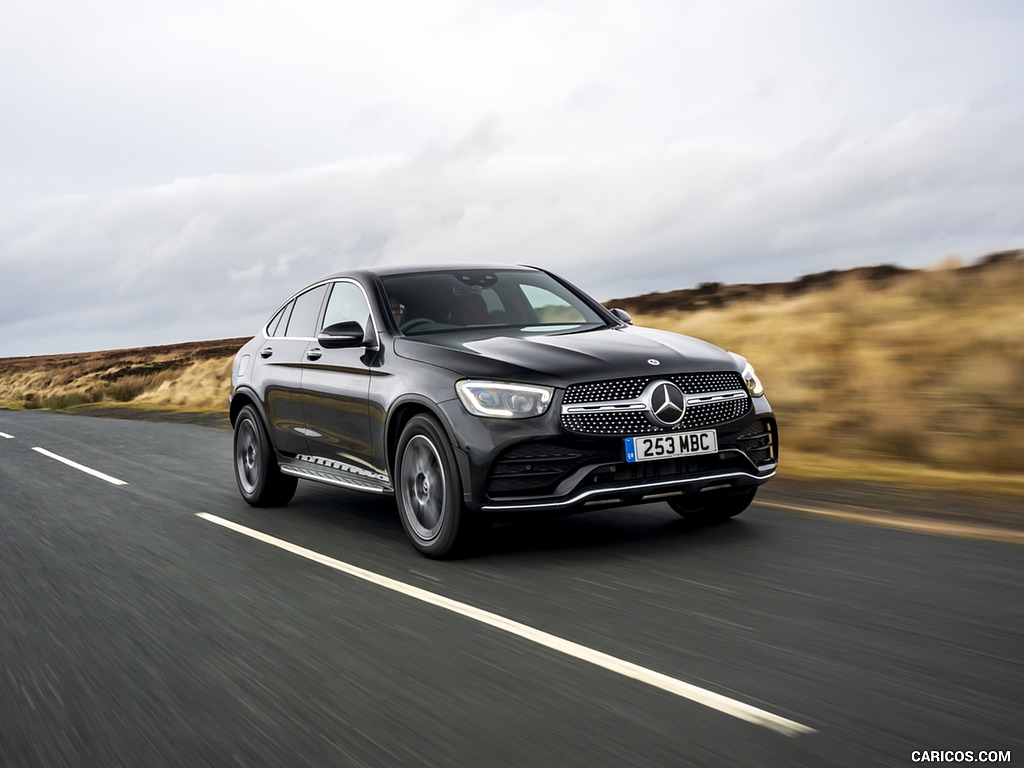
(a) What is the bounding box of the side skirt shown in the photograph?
[278,455,393,495]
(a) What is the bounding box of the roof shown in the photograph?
[322,263,541,280]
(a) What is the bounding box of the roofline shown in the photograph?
[319,263,542,281]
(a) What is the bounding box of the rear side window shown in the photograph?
[267,303,291,337]
[285,284,328,338]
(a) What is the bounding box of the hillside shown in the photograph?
[626,251,1024,492]
[2,251,1023,493]
[0,338,248,415]
[607,249,1022,315]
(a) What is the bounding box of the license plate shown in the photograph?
[624,430,719,463]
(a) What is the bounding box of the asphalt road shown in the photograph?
[1,410,1021,767]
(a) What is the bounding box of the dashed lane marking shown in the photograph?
[32,447,129,486]
[197,511,816,737]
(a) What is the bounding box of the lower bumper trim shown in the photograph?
[480,469,775,512]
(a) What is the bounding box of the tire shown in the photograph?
[233,404,298,507]
[395,414,476,558]
[668,487,757,523]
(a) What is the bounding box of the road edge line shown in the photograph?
[755,501,1024,545]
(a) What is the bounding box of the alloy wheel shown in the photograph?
[400,434,446,542]
[235,417,260,495]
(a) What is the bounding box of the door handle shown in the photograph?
[306,348,323,361]
[260,347,273,359]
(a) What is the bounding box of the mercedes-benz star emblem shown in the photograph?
[643,380,686,426]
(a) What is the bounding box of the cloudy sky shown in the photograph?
[1,0,1022,356]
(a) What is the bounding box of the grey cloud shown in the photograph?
[3,103,1023,356]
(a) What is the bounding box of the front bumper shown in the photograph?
[437,394,778,514]
[479,466,775,512]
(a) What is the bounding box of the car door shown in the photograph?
[300,279,376,474]
[261,283,328,456]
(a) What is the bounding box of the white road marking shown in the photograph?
[197,512,815,737]
[32,447,129,486]
[0,431,14,439]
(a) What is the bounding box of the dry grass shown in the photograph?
[0,339,246,414]
[633,256,1024,491]
[131,357,234,412]
[1,256,1022,493]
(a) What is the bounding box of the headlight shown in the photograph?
[456,381,553,418]
[740,362,764,397]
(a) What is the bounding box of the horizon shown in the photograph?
[3,248,1017,361]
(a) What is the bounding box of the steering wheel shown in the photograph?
[399,317,434,333]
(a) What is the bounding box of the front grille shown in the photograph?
[562,398,750,436]
[563,372,744,404]
[562,371,750,437]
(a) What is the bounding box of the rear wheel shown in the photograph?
[234,405,297,507]
[668,487,757,523]
[395,414,476,558]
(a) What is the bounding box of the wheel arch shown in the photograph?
[229,387,266,428]
[385,397,466,492]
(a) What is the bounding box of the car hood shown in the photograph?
[393,325,738,386]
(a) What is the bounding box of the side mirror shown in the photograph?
[318,321,366,349]
[609,308,633,325]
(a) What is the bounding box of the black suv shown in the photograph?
[230,265,777,557]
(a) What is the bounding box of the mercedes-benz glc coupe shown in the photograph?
[230,265,777,557]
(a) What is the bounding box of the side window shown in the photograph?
[520,285,585,323]
[322,281,371,331]
[285,284,328,337]
[267,303,291,337]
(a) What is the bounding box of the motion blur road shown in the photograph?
[1,410,1021,767]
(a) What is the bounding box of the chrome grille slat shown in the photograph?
[563,372,745,404]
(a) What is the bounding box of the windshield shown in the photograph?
[381,269,608,336]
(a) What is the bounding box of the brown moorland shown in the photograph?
[2,251,1022,494]
[0,338,248,417]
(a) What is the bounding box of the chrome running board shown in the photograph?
[279,458,392,494]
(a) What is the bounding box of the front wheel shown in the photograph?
[668,487,757,523]
[234,404,297,507]
[395,414,475,558]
